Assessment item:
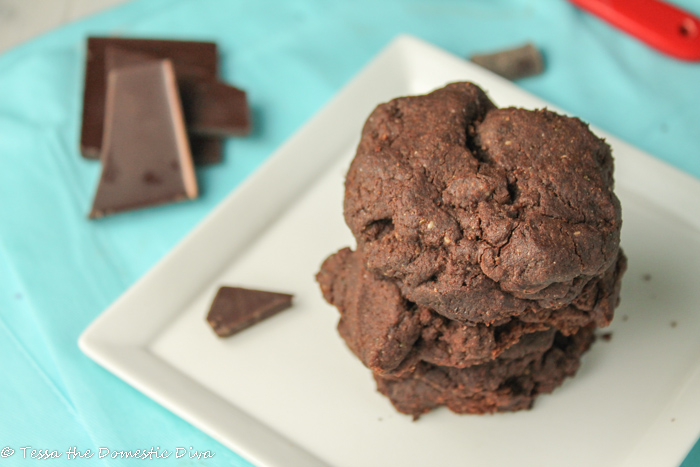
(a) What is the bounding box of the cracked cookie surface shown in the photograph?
[343,82,622,323]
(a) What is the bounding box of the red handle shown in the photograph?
[569,0,700,61]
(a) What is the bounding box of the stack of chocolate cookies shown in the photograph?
[317,82,626,418]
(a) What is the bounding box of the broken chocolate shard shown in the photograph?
[81,37,218,159]
[181,79,251,137]
[89,59,197,218]
[103,46,223,165]
[206,287,293,337]
[470,43,544,81]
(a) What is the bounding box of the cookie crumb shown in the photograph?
[622,315,628,322]
[670,321,677,328]
[642,273,652,281]
[600,332,613,342]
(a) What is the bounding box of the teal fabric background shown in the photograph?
[0,0,699,465]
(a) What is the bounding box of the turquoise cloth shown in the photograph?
[1,0,699,465]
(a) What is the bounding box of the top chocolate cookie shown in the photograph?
[343,82,622,323]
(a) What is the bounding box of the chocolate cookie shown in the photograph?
[344,82,622,323]
[318,81,626,419]
[374,325,595,418]
[316,247,624,375]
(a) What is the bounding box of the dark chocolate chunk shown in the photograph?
[206,287,293,337]
[81,37,218,159]
[470,43,544,80]
[89,60,197,218]
[102,45,224,165]
[180,79,251,137]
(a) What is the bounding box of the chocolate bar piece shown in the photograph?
[89,60,197,218]
[206,287,293,337]
[188,134,223,165]
[470,43,544,80]
[106,46,249,138]
[182,80,251,137]
[104,46,223,164]
[81,37,218,159]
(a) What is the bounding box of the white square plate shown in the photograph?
[79,35,700,467]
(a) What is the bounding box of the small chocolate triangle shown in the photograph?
[206,287,293,337]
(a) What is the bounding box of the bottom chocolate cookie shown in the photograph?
[374,325,595,419]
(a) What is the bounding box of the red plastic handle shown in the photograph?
[569,0,700,60]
